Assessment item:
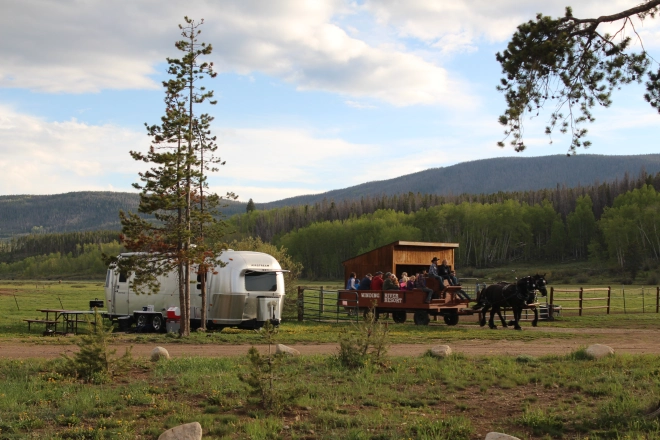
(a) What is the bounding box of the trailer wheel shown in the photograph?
[151,314,164,333]
[392,311,407,324]
[443,312,459,326]
[135,314,149,330]
[413,311,430,326]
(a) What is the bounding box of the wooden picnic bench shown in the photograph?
[23,319,59,333]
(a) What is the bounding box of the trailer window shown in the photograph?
[118,271,127,283]
[245,272,277,292]
[105,270,111,287]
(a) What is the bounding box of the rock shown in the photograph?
[430,345,452,357]
[585,344,614,359]
[158,422,202,440]
[485,433,521,440]
[276,344,300,356]
[151,346,170,362]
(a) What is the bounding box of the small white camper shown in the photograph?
[103,250,286,332]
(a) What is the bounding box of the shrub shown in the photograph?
[59,309,132,383]
[336,306,389,369]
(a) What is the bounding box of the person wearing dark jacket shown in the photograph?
[358,274,372,290]
[437,259,455,286]
[415,272,435,304]
[383,273,399,290]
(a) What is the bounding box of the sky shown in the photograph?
[1,0,659,203]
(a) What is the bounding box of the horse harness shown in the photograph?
[486,277,536,307]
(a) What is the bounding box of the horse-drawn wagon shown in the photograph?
[338,282,470,326]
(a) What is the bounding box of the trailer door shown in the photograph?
[114,271,130,315]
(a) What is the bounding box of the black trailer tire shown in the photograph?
[413,311,430,326]
[392,311,407,324]
[443,312,459,326]
[136,314,149,330]
[151,314,164,333]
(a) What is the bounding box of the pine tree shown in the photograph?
[246,198,256,213]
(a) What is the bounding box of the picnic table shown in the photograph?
[23,309,66,334]
[24,309,106,335]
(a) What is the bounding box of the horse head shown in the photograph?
[516,276,537,304]
[533,273,548,297]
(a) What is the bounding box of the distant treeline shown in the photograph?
[0,230,120,264]
[0,242,122,279]
[231,170,660,243]
[274,185,660,280]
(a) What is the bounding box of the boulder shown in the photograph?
[151,346,170,362]
[276,344,300,356]
[430,345,452,357]
[585,344,614,359]
[485,433,521,440]
[158,422,202,440]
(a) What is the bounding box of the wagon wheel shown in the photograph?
[413,311,430,326]
[443,312,459,326]
[151,314,164,333]
[392,311,407,324]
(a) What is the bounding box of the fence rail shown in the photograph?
[297,286,361,323]
[550,286,660,315]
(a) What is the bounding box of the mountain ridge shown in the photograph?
[259,154,660,209]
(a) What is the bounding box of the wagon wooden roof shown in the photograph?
[342,241,459,264]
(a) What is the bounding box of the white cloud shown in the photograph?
[345,100,377,109]
[363,0,660,53]
[0,106,144,194]
[0,0,470,106]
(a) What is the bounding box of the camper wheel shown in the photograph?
[151,314,164,333]
[136,314,149,329]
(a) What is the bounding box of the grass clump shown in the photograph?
[336,306,389,369]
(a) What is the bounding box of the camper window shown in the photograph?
[119,271,128,283]
[245,272,277,292]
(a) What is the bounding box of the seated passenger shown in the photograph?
[406,275,416,291]
[438,259,456,286]
[428,257,445,284]
[346,272,359,290]
[358,273,372,290]
[415,272,435,304]
[370,271,384,290]
[383,272,399,290]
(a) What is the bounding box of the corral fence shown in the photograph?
[296,281,489,323]
[297,286,360,323]
[550,286,660,316]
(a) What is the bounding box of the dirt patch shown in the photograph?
[2,326,660,359]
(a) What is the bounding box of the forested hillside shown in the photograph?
[232,169,660,243]
[0,230,120,263]
[275,185,660,281]
[0,192,246,237]
[260,154,660,209]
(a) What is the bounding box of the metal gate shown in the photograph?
[297,286,360,323]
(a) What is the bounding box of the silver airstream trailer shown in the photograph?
[103,250,286,331]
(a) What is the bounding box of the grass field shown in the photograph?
[1,350,660,439]
[1,280,660,344]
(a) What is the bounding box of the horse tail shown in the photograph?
[471,286,486,310]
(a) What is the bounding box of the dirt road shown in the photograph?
[1,326,659,359]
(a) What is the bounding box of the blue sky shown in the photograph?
[1,0,659,202]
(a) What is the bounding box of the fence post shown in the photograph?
[623,286,626,314]
[297,286,304,322]
[607,286,611,315]
[642,286,646,313]
[549,287,554,319]
[579,287,583,317]
[318,286,324,320]
[657,286,659,314]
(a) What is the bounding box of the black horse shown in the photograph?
[472,274,548,330]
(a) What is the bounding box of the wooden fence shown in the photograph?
[550,286,660,315]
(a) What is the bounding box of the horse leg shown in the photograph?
[480,305,490,327]
[531,307,539,327]
[497,309,508,327]
[513,307,522,330]
[489,307,498,329]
